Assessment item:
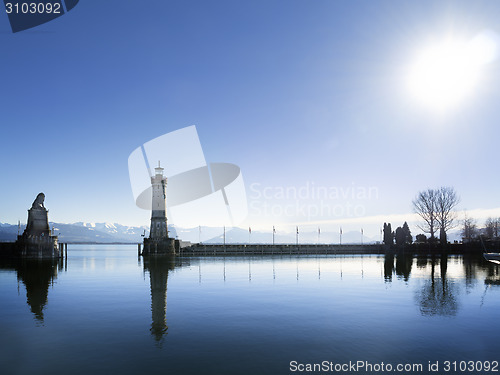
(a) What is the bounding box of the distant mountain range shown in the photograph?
[0,222,152,243]
[192,226,379,245]
[0,222,379,244]
[0,221,463,245]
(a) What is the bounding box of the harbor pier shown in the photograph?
[180,243,385,256]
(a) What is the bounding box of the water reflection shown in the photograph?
[143,256,173,344]
[142,256,188,345]
[395,253,413,281]
[415,255,459,316]
[1,252,498,335]
[382,253,500,316]
[1,251,499,375]
[384,253,394,281]
[484,262,500,286]
[0,259,63,322]
[383,253,413,282]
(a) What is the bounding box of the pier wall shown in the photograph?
[180,243,484,256]
[0,238,61,259]
[181,244,385,256]
[0,242,16,257]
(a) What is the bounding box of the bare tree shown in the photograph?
[412,189,439,240]
[413,187,460,243]
[484,217,500,239]
[461,213,478,242]
[436,186,460,244]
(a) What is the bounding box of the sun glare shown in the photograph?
[407,32,498,113]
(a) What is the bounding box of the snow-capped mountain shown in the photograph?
[73,222,150,236]
[0,221,379,244]
[0,216,464,245]
[60,222,154,243]
[0,222,156,243]
[174,226,379,245]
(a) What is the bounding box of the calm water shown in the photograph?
[1,246,499,375]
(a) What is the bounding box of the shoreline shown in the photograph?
[1,241,491,258]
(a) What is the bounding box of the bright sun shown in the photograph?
[407,32,498,112]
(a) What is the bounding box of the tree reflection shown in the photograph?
[384,253,413,282]
[484,259,500,286]
[415,255,459,316]
[416,256,429,269]
[395,253,413,281]
[384,253,394,282]
[463,254,481,289]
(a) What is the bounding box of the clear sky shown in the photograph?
[2,0,500,238]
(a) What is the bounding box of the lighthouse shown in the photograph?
[142,162,179,256]
[149,162,168,239]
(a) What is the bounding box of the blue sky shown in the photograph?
[2,0,500,238]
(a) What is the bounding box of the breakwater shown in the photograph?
[0,241,68,259]
[181,243,385,256]
[179,242,485,256]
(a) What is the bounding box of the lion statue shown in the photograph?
[31,193,45,209]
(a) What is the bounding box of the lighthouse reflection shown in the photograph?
[143,255,184,345]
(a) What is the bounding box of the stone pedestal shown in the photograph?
[16,193,59,259]
[26,207,50,236]
[142,238,179,256]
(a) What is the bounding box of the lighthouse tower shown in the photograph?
[149,162,168,239]
[142,162,179,256]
